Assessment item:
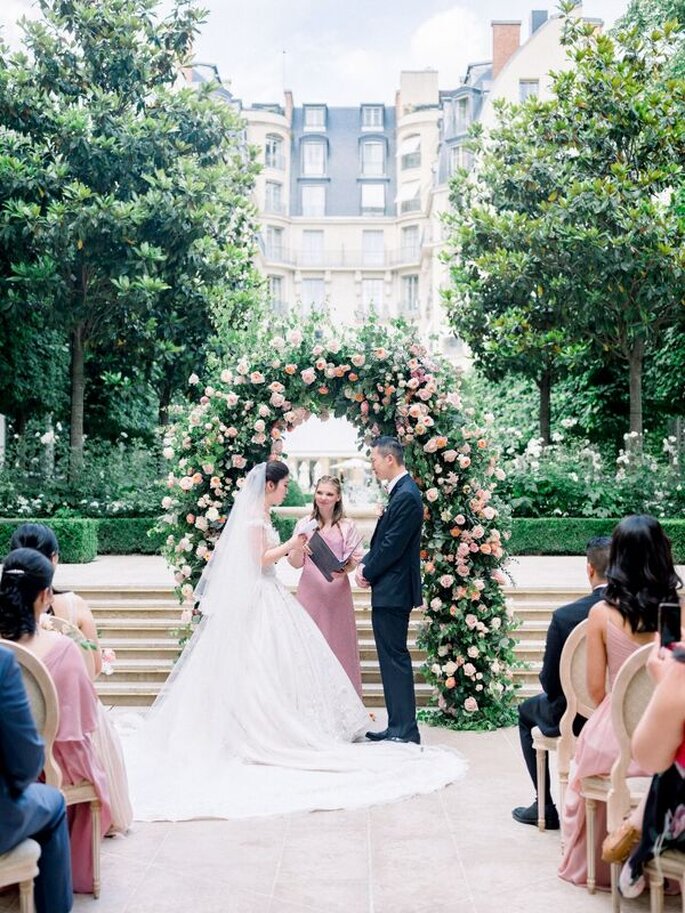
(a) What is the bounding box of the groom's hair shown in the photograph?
[372,436,405,466]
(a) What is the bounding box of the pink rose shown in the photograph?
[483,506,497,520]
[426,488,439,502]
[465,614,477,629]
[491,569,507,586]
[464,697,478,713]
[179,476,194,491]
[463,662,476,677]
[253,419,266,433]
[458,455,471,469]
[226,393,239,407]
[423,438,438,454]
[351,353,365,367]
[270,392,285,407]
[232,455,247,469]
[301,368,316,385]
[439,574,454,589]
[287,329,303,346]
[472,525,485,539]
[444,676,456,689]
[443,449,458,462]
[226,426,238,438]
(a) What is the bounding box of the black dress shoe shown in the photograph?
[512,801,560,830]
[388,736,421,745]
[366,729,389,741]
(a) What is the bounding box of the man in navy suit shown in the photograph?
[357,437,423,744]
[512,536,611,829]
[0,645,72,913]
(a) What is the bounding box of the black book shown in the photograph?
[307,530,362,583]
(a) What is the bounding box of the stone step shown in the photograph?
[90,603,185,618]
[96,618,183,639]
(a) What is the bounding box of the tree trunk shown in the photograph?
[537,370,552,445]
[69,323,86,481]
[627,338,644,439]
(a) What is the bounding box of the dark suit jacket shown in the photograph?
[535,586,606,735]
[0,646,45,836]
[362,473,423,611]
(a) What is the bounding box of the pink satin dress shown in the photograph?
[559,621,648,889]
[43,637,112,893]
[295,519,364,697]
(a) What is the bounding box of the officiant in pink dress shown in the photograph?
[289,476,364,697]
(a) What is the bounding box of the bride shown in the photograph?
[123,460,466,820]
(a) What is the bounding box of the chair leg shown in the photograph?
[536,747,547,830]
[648,870,664,913]
[18,880,34,913]
[586,798,597,894]
[610,862,620,913]
[91,799,102,899]
[559,772,568,853]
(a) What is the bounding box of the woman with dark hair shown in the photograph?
[10,522,132,835]
[10,522,103,678]
[559,515,683,889]
[0,548,112,893]
[289,475,364,695]
[124,461,466,821]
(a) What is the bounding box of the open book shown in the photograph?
[306,530,363,583]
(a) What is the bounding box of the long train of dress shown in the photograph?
[121,524,467,820]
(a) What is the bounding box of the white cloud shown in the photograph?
[409,6,489,87]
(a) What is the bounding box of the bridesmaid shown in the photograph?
[288,476,364,697]
[0,547,112,893]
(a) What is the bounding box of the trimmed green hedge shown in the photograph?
[96,518,164,555]
[0,519,98,563]
[510,518,685,562]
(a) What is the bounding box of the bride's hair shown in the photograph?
[265,460,289,487]
[311,475,345,528]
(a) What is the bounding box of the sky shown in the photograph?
[2,0,630,105]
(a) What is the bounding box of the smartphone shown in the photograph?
[658,602,682,649]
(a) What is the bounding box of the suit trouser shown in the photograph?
[372,605,419,742]
[0,783,72,913]
[517,694,555,806]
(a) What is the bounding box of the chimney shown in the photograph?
[531,10,549,34]
[491,20,521,80]
[284,90,294,124]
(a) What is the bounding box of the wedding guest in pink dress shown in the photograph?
[11,522,133,835]
[559,515,682,890]
[288,476,364,696]
[0,547,112,894]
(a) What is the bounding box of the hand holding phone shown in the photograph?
[658,602,682,649]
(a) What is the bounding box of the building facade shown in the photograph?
[186,5,599,358]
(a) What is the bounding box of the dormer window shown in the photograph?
[304,105,326,131]
[361,105,384,130]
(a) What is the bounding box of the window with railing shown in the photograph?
[401,275,419,315]
[360,183,385,215]
[397,181,421,214]
[362,230,385,266]
[400,134,421,170]
[301,230,324,266]
[301,184,325,217]
[265,226,284,260]
[264,181,284,214]
[303,105,326,131]
[301,278,326,313]
[268,275,286,315]
[360,140,385,176]
[361,105,384,130]
[454,97,470,133]
[361,278,384,316]
[265,134,285,170]
[450,145,472,174]
[400,225,420,261]
[302,141,326,176]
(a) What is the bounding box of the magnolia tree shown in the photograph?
[158,319,518,729]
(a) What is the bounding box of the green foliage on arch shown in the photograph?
[157,318,518,729]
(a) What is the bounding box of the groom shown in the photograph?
[356,436,423,744]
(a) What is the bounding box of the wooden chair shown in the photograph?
[580,642,653,903]
[0,638,103,898]
[532,618,596,834]
[644,850,685,913]
[0,839,41,913]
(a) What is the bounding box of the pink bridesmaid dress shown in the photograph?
[43,636,112,893]
[559,621,648,889]
[295,518,364,697]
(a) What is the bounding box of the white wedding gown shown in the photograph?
[122,465,466,820]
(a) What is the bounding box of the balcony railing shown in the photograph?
[259,246,423,268]
[401,152,421,170]
[265,153,286,170]
[264,199,287,215]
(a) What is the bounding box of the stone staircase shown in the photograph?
[88,582,586,708]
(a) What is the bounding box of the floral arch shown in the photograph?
[159,320,518,729]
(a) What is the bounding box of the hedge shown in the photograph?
[509,518,685,563]
[0,519,98,563]
[96,518,164,555]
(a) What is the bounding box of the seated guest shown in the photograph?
[512,536,611,829]
[10,524,103,678]
[0,548,112,893]
[614,635,685,898]
[10,523,132,834]
[559,515,681,890]
[0,643,72,913]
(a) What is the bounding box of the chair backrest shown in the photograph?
[557,618,596,769]
[0,639,63,789]
[607,642,654,829]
